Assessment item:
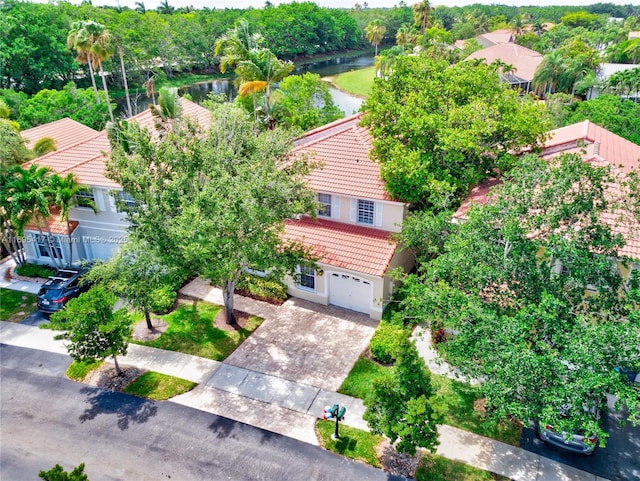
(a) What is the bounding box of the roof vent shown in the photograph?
[593,141,600,156]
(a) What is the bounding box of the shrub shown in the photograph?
[237,273,288,301]
[15,263,56,278]
[150,285,177,314]
[369,321,409,364]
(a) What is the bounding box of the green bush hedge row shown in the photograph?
[14,263,56,278]
[369,321,410,364]
[237,273,288,301]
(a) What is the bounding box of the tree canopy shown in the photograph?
[106,102,317,324]
[361,55,550,209]
[398,153,640,445]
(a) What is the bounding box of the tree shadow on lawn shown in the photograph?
[79,386,158,430]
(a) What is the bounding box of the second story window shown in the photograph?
[318,193,332,217]
[75,189,95,208]
[118,191,138,212]
[357,199,375,225]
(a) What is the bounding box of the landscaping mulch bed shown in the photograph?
[84,363,145,392]
[375,439,421,479]
[213,308,253,332]
[131,319,169,342]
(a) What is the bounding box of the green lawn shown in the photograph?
[339,356,522,446]
[132,301,262,361]
[123,371,197,400]
[331,66,376,97]
[338,355,391,399]
[66,359,102,381]
[0,288,37,322]
[316,419,382,467]
[415,453,509,481]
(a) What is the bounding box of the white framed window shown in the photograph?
[297,266,316,291]
[75,189,95,208]
[357,199,374,225]
[318,193,332,217]
[117,191,138,212]
[350,199,382,226]
[37,235,62,259]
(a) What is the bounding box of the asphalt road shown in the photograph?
[0,344,404,481]
[520,395,640,481]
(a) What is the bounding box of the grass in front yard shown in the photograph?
[332,66,375,97]
[430,374,522,446]
[338,356,522,446]
[415,453,509,481]
[132,301,262,361]
[338,355,391,399]
[123,372,197,400]
[316,419,382,467]
[0,288,37,322]
[66,359,102,381]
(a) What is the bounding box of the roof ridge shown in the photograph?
[293,116,364,152]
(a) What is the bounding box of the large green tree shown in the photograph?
[107,103,317,324]
[365,19,387,56]
[400,153,640,445]
[361,55,550,209]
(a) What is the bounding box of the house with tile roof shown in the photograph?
[20,99,211,266]
[453,120,640,282]
[465,43,543,94]
[283,113,412,319]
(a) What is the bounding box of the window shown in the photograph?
[318,193,331,217]
[357,199,375,225]
[298,266,315,291]
[117,191,138,212]
[37,235,62,259]
[75,189,95,208]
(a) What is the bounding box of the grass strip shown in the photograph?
[316,419,381,467]
[0,288,38,322]
[123,371,196,400]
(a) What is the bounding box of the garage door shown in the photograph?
[329,272,372,314]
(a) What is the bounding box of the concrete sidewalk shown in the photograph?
[0,320,608,481]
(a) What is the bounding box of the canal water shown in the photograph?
[117,54,373,117]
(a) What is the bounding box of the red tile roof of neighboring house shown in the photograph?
[453,121,640,260]
[27,99,211,189]
[283,216,398,277]
[293,113,390,201]
[477,29,514,47]
[466,43,543,82]
[21,118,99,152]
[25,206,79,235]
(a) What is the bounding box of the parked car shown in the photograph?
[537,401,603,455]
[37,266,92,315]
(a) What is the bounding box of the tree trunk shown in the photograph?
[113,355,121,376]
[118,46,132,118]
[144,308,153,330]
[223,280,236,325]
[98,60,115,123]
[87,60,101,104]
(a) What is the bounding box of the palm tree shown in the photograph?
[68,21,115,122]
[49,173,97,266]
[533,50,565,96]
[624,38,640,64]
[413,0,432,48]
[214,19,263,74]
[157,0,175,15]
[235,48,294,118]
[67,21,100,104]
[135,1,146,14]
[365,20,387,56]
[395,24,417,51]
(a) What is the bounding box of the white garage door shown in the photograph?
[329,272,372,314]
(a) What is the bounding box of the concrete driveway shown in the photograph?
[224,297,377,391]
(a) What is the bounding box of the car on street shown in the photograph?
[36,266,92,315]
[537,400,604,455]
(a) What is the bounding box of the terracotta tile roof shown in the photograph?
[293,113,389,201]
[21,118,99,152]
[25,206,79,235]
[453,122,640,260]
[28,99,211,189]
[477,29,514,47]
[283,216,398,277]
[542,120,640,176]
[466,43,543,82]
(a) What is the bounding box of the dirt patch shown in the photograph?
[214,308,252,332]
[474,397,487,415]
[375,439,421,479]
[131,318,169,342]
[84,363,146,392]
